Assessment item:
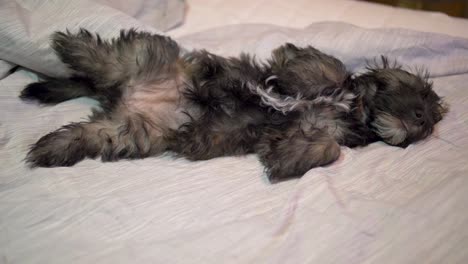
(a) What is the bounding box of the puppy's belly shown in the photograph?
[120,79,196,130]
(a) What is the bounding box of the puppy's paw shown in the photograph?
[257,127,341,183]
[25,129,87,167]
[21,77,93,105]
[20,82,51,103]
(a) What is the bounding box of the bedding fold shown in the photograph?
[178,22,468,78]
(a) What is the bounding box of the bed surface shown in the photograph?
[168,0,468,39]
[1,1,468,263]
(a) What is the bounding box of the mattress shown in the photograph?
[1,1,468,263]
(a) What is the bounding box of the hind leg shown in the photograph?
[26,113,169,167]
[52,29,180,87]
[20,76,95,105]
[21,29,180,106]
[20,76,122,108]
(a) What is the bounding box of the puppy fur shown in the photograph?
[20,29,447,182]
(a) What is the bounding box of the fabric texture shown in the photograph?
[96,0,185,30]
[2,0,468,263]
[0,60,16,80]
[1,20,468,263]
[169,0,468,39]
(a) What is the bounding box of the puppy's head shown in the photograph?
[357,57,447,147]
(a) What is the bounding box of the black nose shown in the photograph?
[415,119,426,126]
[413,110,426,126]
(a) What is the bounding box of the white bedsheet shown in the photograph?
[168,0,468,39]
[1,1,468,264]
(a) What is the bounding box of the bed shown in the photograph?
[1,0,468,263]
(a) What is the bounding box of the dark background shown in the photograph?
[363,0,468,17]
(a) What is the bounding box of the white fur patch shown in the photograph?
[309,92,355,112]
[265,75,278,85]
[247,78,355,114]
[247,82,305,114]
[373,113,407,145]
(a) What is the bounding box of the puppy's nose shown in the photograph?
[415,119,426,126]
[413,110,426,125]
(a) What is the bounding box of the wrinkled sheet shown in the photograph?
[169,0,468,39]
[1,2,468,264]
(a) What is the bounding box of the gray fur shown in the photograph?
[20,29,447,182]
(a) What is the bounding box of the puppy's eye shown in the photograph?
[414,110,423,119]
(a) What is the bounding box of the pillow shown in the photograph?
[0,60,16,80]
[95,0,186,31]
[0,0,184,77]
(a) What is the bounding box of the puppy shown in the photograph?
[20,29,447,182]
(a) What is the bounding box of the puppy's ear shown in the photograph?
[352,74,379,102]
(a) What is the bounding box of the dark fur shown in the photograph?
[20,29,447,182]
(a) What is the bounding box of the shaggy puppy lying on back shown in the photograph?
[21,29,447,182]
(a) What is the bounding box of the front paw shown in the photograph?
[26,129,86,167]
[257,128,341,183]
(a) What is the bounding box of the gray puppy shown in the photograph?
[20,29,447,182]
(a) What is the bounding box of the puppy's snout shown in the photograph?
[413,110,426,126]
[414,119,426,126]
